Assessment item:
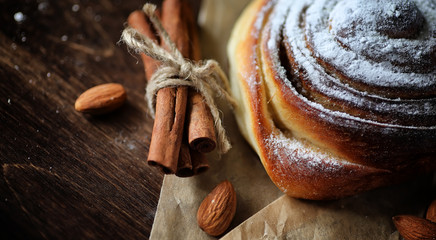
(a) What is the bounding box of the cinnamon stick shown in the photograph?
[127,10,159,81]
[149,87,188,174]
[186,90,216,153]
[183,2,217,153]
[161,0,190,57]
[191,148,209,175]
[175,143,194,177]
[152,0,191,174]
[128,6,187,174]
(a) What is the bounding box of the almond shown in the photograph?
[75,83,127,115]
[393,215,436,240]
[197,180,237,237]
[426,199,436,223]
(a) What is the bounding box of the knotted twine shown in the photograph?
[121,3,236,154]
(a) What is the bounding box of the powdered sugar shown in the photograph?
[253,0,276,37]
[265,1,290,82]
[265,131,346,174]
[260,0,436,127]
[308,0,436,88]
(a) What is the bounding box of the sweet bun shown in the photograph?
[228,0,436,199]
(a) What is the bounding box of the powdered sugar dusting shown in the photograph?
[245,71,262,95]
[263,130,365,193]
[307,0,436,89]
[253,0,277,37]
[265,131,345,172]
[265,1,290,81]
[259,0,436,127]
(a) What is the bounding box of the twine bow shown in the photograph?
[121,3,236,154]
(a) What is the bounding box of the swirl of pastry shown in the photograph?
[228,0,436,199]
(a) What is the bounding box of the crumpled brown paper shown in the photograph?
[149,0,435,239]
[222,176,434,240]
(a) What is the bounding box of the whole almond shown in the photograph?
[197,180,237,237]
[75,83,127,115]
[393,215,436,240]
[426,199,436,223]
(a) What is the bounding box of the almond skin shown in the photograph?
[75,83,127,115]
[426,199,436,223]
[197,180,237,237]
[393,215,436,240]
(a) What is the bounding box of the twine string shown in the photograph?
[121,3,236,153]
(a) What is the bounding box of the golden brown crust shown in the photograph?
[228,0,436,199]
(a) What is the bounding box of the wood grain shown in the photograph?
[0,0,202,239]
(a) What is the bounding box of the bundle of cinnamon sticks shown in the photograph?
[127,0,217,177]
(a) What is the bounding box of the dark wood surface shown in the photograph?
[0,0,199,239]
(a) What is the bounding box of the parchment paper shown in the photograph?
[222,176,435,240]
[149,0,435,239]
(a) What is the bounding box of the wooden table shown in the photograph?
[0,0,201,238]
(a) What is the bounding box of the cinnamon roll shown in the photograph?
[228,0,436,199]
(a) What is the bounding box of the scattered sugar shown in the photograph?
[13,12,25,23]
[94,15,101,22]
[72,4,80,12]
[38,2,49,12]
[127,142,136,150]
